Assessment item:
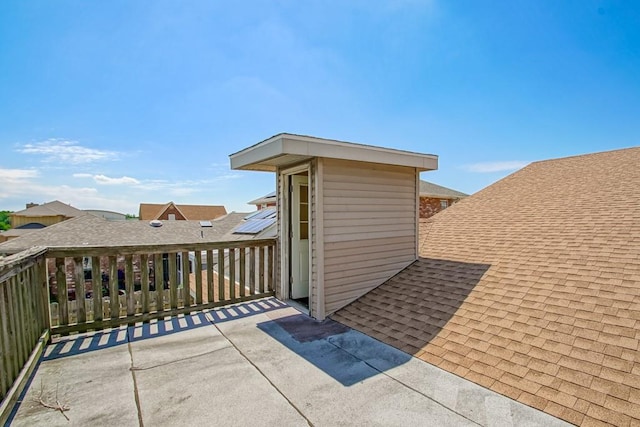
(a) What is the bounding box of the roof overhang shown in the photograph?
[230,133,438,172]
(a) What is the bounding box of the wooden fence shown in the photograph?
[0,247,50,424]
[0,238,276,423]
[46,239,276,335]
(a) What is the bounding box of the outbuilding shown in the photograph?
[230,133,438,319]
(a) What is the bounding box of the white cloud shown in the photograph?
[17,139,120,164]
[463,161,530,173]
[0,162,246,214]
[0,168,39,181]
[94,175,140,185]
[74,173,140,185]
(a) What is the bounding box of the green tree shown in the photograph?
[125,214,139,220]
[0,211,12,231]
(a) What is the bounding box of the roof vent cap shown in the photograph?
[149,220,163,227]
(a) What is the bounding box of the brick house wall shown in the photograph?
[419,197,459,218]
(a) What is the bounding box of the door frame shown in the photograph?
[279,163,312,313]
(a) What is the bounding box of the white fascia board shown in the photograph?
[230,133,438,172]
[281,136,438,171]
[230,137,284,171]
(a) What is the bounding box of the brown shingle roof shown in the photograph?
[138,202,227,221]
[333,146,640,426]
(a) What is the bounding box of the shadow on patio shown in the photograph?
[42,298,288,361]
[257,313,412,386]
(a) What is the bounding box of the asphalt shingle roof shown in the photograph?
[333,146,640,426]
[12,200,84,218]
[419,180,468,199]
[0,212,258,254]
[138,203,227,221]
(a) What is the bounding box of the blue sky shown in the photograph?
[1,1,639,215]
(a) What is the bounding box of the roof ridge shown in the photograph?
[530,144,640,165]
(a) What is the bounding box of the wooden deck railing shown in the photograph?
[0,238,276,422]
[46,239,277,335]
[0,246,50,424]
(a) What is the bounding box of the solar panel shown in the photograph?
[233,217,276,234]
[243,208,276,221]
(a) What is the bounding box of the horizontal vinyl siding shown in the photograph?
[322,158,417,315]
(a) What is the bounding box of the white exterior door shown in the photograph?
[290,174,309,299]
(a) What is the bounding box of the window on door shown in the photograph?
[300,184,308,239]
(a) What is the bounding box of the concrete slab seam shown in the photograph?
[127,341,144,427]
[327,336,484,427]
[210,321,314,427]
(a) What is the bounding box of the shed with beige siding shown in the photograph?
[230,133,438,319]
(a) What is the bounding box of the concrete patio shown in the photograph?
[7,298,568,426]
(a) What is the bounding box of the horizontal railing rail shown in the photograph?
[0,246,51,425]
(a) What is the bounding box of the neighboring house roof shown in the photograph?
[419,180,468,199]
[84,209,128,221]
[0,228,39,240]
[0,212,262,254]
[248,191,276,206]
[11,200,84,218]
[15,223,47,230]
[138,202,227,221]
[333,146,640,426]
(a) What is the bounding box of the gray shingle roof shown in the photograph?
[12,200,84,218]
[0,212,261,254]
[419,180,468,199]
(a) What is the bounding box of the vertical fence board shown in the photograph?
[249,247,256,295]
[195,251,203,305]
[12,276,27,370]
[23,270,36,357]
[267,245,274,292]
[141,254,150,314]
[0,283,9,397]
[181,251,191,308]
[125,255,135,317]
[24,269,37,350]
[17,272,32,357]
[259,247,265,294]
[5,278,19,380]
[169,253,178,309]
[39,258,50,330]
[206,251,214,303]
[73,257,86,324]
[16,273,28,366]
[154,254,164,313]
[91,256,102,322]
[239,248,246,298]
[229,249,236,301]
[109,256,119,320]
[55,258,68,326]
[217,250,225,302]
